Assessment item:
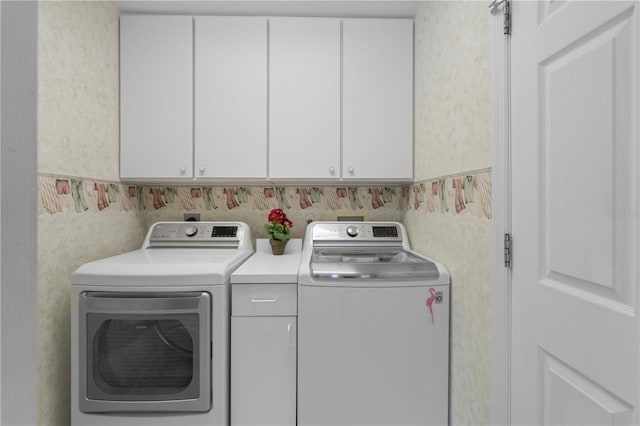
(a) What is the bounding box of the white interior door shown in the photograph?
[511,1,639,424]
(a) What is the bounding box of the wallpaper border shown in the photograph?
[36,174,405,216]
[404,168,492,220]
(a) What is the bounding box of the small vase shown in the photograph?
[269,239,288,255]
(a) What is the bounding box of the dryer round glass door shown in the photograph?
[78,291,212,413]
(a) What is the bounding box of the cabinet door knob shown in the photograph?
[199,166,206,174]
[348,167,355,173]
[180,166,187,174]
[329,166,335,174]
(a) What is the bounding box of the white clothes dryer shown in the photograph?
[70,222,253,426]
[298,221,451,426]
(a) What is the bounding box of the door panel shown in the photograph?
[511,1,639,424]
[541,350,633,425]
[539,0,570,24]
[541,8,634,305]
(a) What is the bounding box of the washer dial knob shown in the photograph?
[185,225,198,237]
[346,226,359,237]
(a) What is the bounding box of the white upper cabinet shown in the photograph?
[269,18,341,180]
[194,17,268,179]
[342,19,413,181]
[120,16,413,183]
[120,16,193,179]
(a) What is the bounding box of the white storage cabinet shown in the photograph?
[342,18,414,181]
[120,16,413,183]
[231,292,297,426]
[230,240,301,426]
[269,18,341,180]
[121,16,268,181]
[194,17,268,179]
[120,15,193,179]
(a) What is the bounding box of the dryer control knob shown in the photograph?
[185,225,198,237]
[346,226,358,237]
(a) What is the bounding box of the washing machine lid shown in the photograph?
[310,247,440,281]
[71,248,254,286]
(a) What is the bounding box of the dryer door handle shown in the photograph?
[250,298,276,303]
[80,291,210,312]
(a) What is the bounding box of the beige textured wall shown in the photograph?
[37,2,146,425]
[404,2,492,425]
[38,0,120,180]
[403,204,491,425]
[413,1,491,181]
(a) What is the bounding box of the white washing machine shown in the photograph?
[298,221,451,426]
[70,222,253,426]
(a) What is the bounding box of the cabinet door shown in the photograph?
[195,17,267,179]
[231,317,296,426]
[269,18,341,180]
[342,19,414,181]
[120,16,193,179]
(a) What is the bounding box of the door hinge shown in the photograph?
[504,233,512,268]
[489,0,511,35]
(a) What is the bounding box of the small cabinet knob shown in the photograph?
[180,166,187,174]
[199,166,206,174]
[329,166,335,175]
[348,167,355,173]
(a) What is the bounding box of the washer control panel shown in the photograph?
[311,222,402,242]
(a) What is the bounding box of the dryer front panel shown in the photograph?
[78,291,212,413]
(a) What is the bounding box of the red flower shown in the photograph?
[265,208,293,241]
[267,208,293,228]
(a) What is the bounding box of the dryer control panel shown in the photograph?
[144,222,252,249]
